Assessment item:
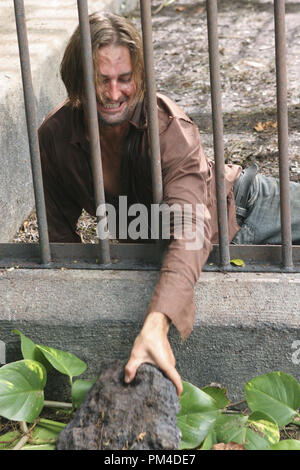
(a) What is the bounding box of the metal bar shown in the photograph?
[77,0,111,264]
[1,243,300,271]
[139,0,163,206]
[206,0,230,269]
[274,0,293,271]
[13,0,51,265]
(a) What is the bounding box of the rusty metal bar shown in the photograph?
[77,0,111,264]
[13,0,51,265]
[274,0,293,271]
[1,243,300,272]
[206,0,230,268]
[139,0,163,206]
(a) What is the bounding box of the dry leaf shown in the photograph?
[195,7,205,14]
[253,121,264,132]
[230,258,245,267]
[137,432,146,441]
[253,120,277,132]
[212,441,246,450]
[175,6,185,12]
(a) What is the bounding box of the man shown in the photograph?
[38,12,300,396]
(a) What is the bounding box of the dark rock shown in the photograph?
[56,360,181,450]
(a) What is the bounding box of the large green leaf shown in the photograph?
[13,330,87,380]
[271,439,300,450]
[201,411,279,450]
[178,381,221,449]
[245,372,300,426]
[201,414,248,449]
[0,360,46,422]
[13,329,36,360]
[13,330,52,371]
[247,411,280,446]
[244,427,272,450]
[36,345,86,380]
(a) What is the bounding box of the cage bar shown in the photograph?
[13,0,51,265]
[206,0,231,269]
[77,0,111,264]
[274,0,293,270]
[139,0,163,206]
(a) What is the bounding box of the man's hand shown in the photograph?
[124,312,183,396]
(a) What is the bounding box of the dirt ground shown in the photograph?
[141,0,300,176]
[14,0,300,243]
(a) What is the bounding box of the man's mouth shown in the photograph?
[103,102,122,109]
[98,100,127,113]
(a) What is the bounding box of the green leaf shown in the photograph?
[201,412,277,450]
[0,430,21,450]
[13,330,52,371]
[13,330,87,380]
[178,381,221,449]
[248,411,280,445]
[36,345,86,380]
[271,439,300,450]
[13,329,36,360]
[21,419,67,450]
[31,422,66,445]
[0,359,46,422]
[203,414,249,449]
[201,386,230,409]
[72,378,96,408]
[245,372,300,426]
[244,427,272,450]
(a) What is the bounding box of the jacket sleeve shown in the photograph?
[38,124,82,243]
[146,117,213,339]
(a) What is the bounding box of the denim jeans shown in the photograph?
[232,173,300,245]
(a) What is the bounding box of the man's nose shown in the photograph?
[106,80,122,102]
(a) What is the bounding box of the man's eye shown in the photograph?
[119,77,132,83]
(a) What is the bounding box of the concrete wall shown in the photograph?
[1,269,300,401]
[0,0,138,241]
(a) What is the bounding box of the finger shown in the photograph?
[124,357,146,384]
[160,362,183,396]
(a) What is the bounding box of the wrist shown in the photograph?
[143,311,171,335]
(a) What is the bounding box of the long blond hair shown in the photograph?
[60,12,145,107]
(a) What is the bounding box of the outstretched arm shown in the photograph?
[124,311,183,396]
[124,103,213,396]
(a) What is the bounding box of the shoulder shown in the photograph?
[38,101,75,142]
[156,93,194,134]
